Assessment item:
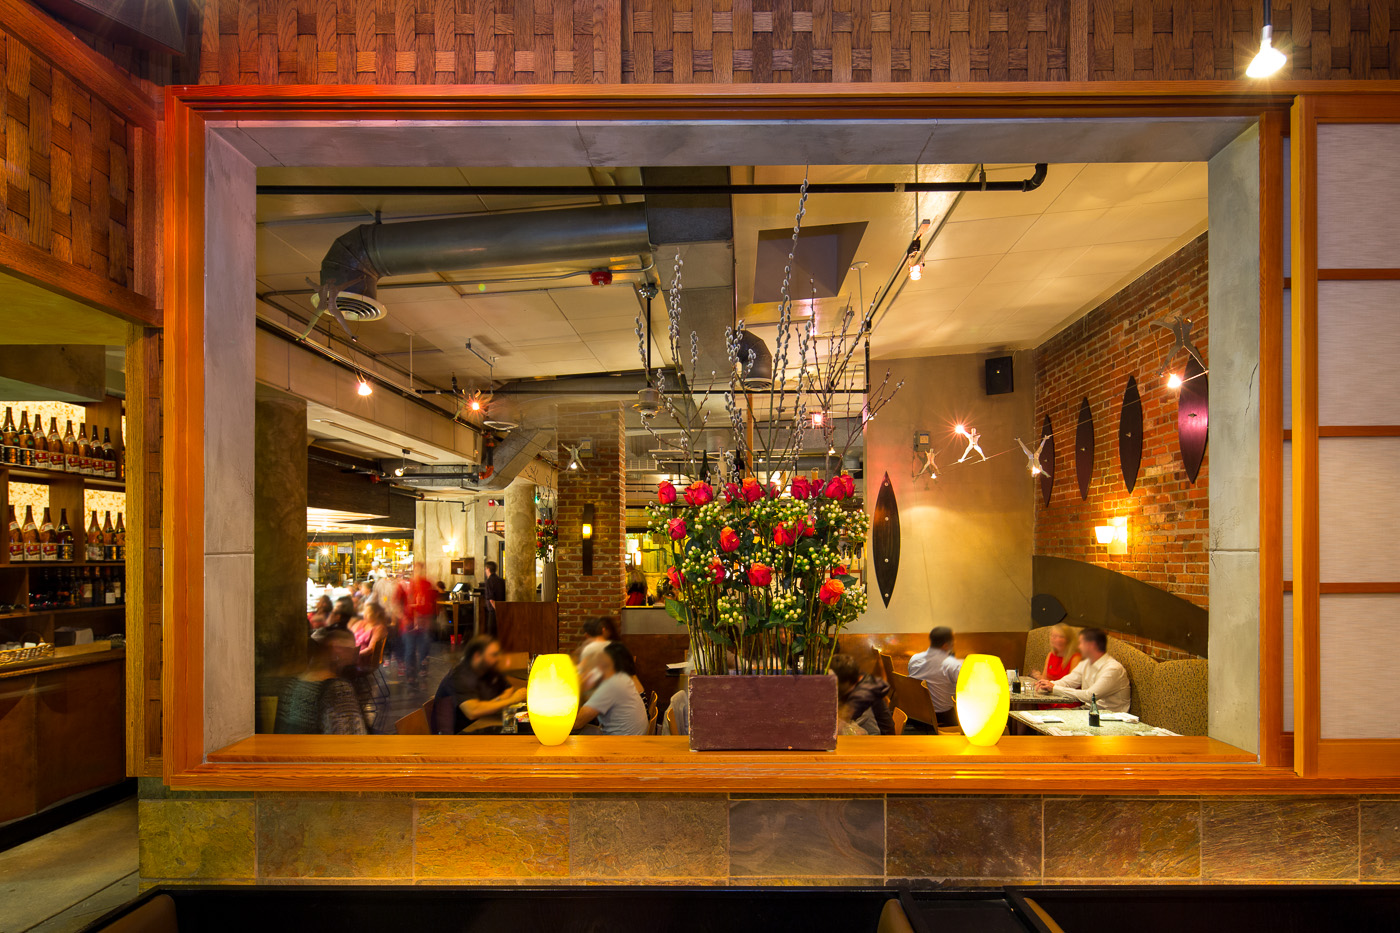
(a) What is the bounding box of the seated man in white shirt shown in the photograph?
[1035,627,1131,713]
[906,626,963,729]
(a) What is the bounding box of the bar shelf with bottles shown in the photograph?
[0,401,127,649]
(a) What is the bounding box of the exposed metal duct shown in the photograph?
[312,203,652,337]
[396,428,553,492]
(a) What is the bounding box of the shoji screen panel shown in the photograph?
[1291,96,1400,777]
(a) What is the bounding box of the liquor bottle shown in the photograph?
[79,565,94,605]
[56,509,74,562]
[22,505,40,561]
[77,423,92,475]
[18,411,34,467]
[63,419,78,472]
[114,513,126,561]
[113,567,124,605]
[102,511,115,561]
[39,507,56,561]
[46,417,62,467]
[1088,693,1101,728]
[101,428,115,478]
[7,505,21,562]
[87,510,102,561]
[1,406,16,464]
[103,567,116,606]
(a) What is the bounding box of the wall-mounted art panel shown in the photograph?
[1179,357,1208,484]
[1119,375,1143,493]
[872,472,899,608]
[1075,398,1095,501]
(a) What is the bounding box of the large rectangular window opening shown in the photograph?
[168,93,1282,787]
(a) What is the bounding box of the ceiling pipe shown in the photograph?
[260,168,1048,198]
[311,202,653,339]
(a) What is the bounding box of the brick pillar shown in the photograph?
[556,403,625,646]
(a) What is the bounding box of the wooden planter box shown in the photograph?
[687,674,839,751]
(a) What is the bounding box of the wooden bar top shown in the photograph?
[0,642,126,680]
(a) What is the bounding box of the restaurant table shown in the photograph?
[1007,677,1082,707]
[1009,709,1180,737]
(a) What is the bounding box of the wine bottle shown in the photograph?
[63,419,78,472]
[39,507,56,561]
[1088,693,1101,728]
[32,413,49,470]
[22,505,40,561]
[102,511,115,561]
[2,406,16,464]
[47,418,62,472]
[87,510,102,562]
[80,565,94,604]
[101,428,115,478]
[18,411,34,467]
[103,567,116,605]
[77,423,91,475]
[115,513,126,561]
[113,567,124,605]
[56,509,74,562]
[7,505,21,562]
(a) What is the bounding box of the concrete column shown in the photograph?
[504,480,537,601]
[253,391,308,711]
[1207,123,1262,754]
[414,500,467,586]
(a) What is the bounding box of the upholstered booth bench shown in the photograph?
[83,885,1400,933]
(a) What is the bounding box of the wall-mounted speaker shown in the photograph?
[985,356,1014,395]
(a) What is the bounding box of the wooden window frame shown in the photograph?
[162,81,1400,793]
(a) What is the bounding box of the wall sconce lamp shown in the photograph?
[1093,516,1129,555]
[582,504,595,576]
[955,654,1011,746]
[526,654,579,746]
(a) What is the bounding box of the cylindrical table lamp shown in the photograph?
[527,654,579,746]
[955,653,1011,746]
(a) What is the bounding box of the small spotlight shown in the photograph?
[1246,25,1287,78]
[319,547,329,556]
[469,399,482,412]
[908,263,923,281]
[568,460,579,470]
[954,424,968,436]
[1166,373,1184,390]
[1030,465,1042,476]
[393,467,405,477]
[356,378,373,397]
[811,411,825,427]
[827,446,836,456]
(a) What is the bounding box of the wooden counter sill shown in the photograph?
[0,643,125,680]
[176,734,1400,795]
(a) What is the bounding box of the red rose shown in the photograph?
[667,566,683,589]
[667,517,688,540]
[723,482,740,503]
[823,477,846,500]
[773,524,796,547]
[748,563,773,586]
[709,558,725,582]
[840,473,856,497]
[831,564,848,576]
[719,526,741,552]
[767,481,781,499]
[818,578,845,606]
[791,476,812,500]
[657,480,677,504]
[684,481,714,506]
[741,477,763,503]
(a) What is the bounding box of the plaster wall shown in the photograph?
[859,352,1035,634]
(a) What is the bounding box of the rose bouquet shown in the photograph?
[535,518,557,561]
[648,473,869,675]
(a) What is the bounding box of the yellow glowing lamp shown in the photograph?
[526,654,580,746]
[954,654,1011,746]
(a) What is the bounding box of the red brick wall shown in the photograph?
[1033,233,1208,609]
[1112,631,1200,663]
[555,403,626,646]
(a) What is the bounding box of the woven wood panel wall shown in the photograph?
[0,28,136,288]
[183,0,1400,85]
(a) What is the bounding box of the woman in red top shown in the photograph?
[1030,623,1081,707]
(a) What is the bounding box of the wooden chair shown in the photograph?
[394,698,433,736]
[665,706,679,736]
[646,690,658,719]
[892,707,908,736]
[889,670,940,734]
[877,650,896,685]
[647,705,659,735]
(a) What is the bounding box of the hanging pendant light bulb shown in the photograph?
[356,376,373,397]
[1166,372,1184,390]
[908,262,923,281]
[1246,1,1286,78]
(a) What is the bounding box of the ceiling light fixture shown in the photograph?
[1246,0,1286,78]
[908,263,923,281]
[1166,373,1184,390]
[356,375,373,396]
